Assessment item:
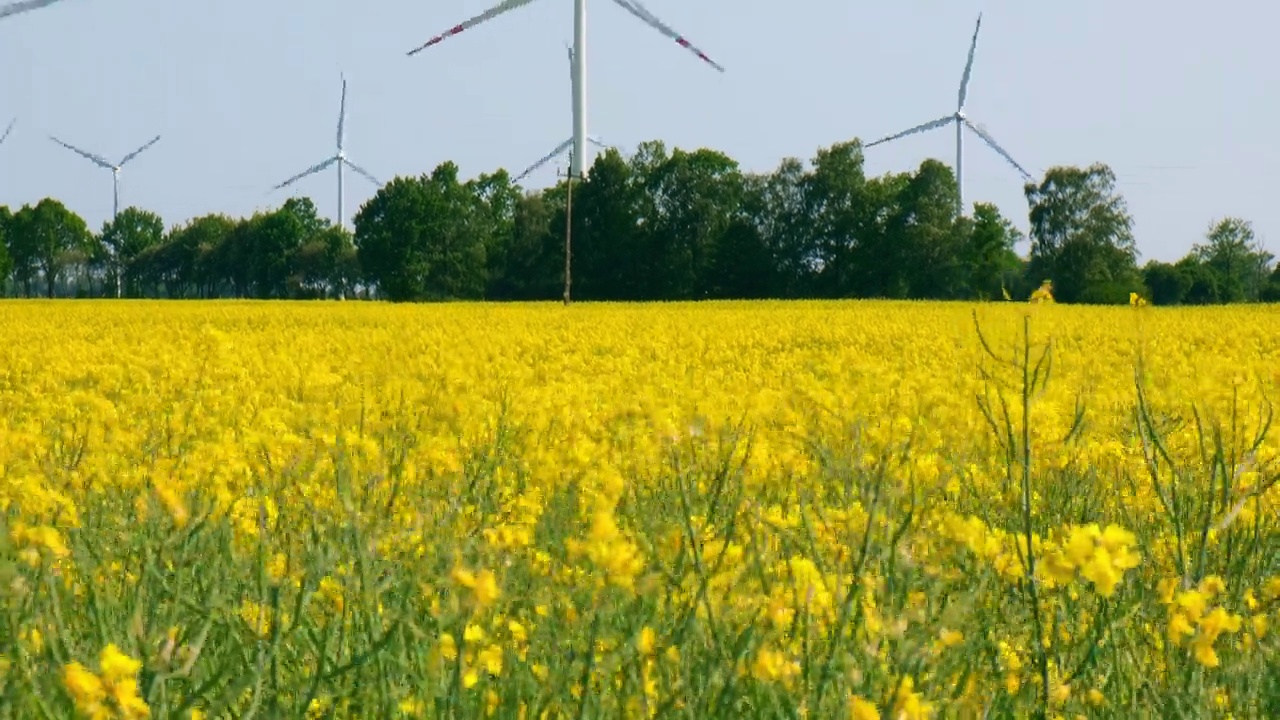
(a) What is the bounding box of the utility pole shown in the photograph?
[559,152,577,305]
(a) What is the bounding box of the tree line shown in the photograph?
[1,139,1277,304]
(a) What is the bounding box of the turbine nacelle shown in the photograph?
[270,75,381,229]
[861,13,1033,212]
[407,0,724,179]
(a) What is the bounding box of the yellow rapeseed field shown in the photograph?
[1,299,1278,719]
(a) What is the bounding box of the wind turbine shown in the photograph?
[271,74,380,229]
[407,0,723,179]
[0,0,68,19]
[49,134,161,220]
[863,13,1033,216]
[48,134,160,298]
[0,118,13,148]
[514,44,612,184]
[2,1,71,145]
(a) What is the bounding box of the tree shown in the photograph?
[290,224,356,299]
[0,206,12,296]
[757,158,817,297]
[100,207,165,297]
[8,199,92,298]
[1192,217,1273,302]
[642,147,743,299]
[2,137,1274,306]
[1261,265,1280,303]
[1176,256,1222,305]
[488,190,562,300]
[572,148,646,300]
[965,202,1023,300]
[248,201,318,298]
[706,173,779,299]
[1025,164,1139,304]
[884,159,963,298]
[355,163,489,301]
[794,141,871,297]
[1142,260,1191,305]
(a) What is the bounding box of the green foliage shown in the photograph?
[0,206,11,295]
[1263,266,1280,303]
[966,203,1023,300]
[0,144,1275,303]
[100,207,165,297]
[1025,164,1140,304]
[8,199,93,298]
[1191,217,1274,303]
[354,164,493,302]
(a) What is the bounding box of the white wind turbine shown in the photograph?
[49,133,161,220]
[863,13,1033,216]
[3,1,71,146]
[514,43,611,184]
[271,74,380,229]
[0,0,68,19]
[48,133,160,298]
[407,0,723,179]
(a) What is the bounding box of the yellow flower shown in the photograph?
[1168,612,1195,644]
[1174,591,1208,621]
[478,645,504,676]
[1050,680,1071,706]
[938,629,963,648]
[439,633,458,661]
[63,662,106,709]
[98,644,140,684]
[750,646,799,684]
[1251,614,1268,639]
[848,695,880,720]
[63,645,150,720]
[892,676,934,720]
[453,566,501,608]
[637,627,656,656]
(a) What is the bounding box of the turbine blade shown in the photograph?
[0,118,14,145]
[957,13,981,110]
[337,74,347,151]
[587,135,609,149]
[342,158,380,186]
[515,138,574,182]
[864,115,953,149]
[273,156,339,191]
[0,0,65,19]
[609,0,725,73]
[406,0,541,56]
[964,118,1033,181]
[118,135,161,167]
[49,136,115,169]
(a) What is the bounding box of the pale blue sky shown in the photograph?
[1,0,1275,262]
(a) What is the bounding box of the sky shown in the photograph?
[1,0,1276,262]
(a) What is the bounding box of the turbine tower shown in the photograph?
[49,134,161,220]
[407,0,723,179]
[863,13,1032,216]
[0,0,68,19]
[48,133,160,298]
[514,44,611,184]
[272,74,380,229]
